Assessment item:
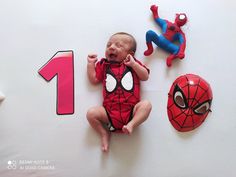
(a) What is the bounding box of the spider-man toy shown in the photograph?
[144,5,187,67]
[167,74,213,132]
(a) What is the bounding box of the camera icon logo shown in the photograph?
[7,160,17,170]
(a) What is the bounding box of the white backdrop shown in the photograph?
[1,0,236,176]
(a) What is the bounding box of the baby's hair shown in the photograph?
[112,32,137,53]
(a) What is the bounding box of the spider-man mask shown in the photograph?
[167,74,213,132]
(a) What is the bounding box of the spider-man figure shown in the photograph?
[144,5,187,67]
[167,74,213,132]
[96,59,145,132]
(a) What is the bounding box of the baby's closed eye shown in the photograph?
[115,42,122,48]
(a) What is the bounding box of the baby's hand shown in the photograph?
[87,54,98,64]
[124,54,136,67]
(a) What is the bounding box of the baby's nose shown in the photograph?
[109,44,116,50]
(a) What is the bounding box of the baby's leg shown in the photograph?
[122,100,152,134]
[87,106,110,152]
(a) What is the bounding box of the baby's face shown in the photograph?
[105,34,133,63]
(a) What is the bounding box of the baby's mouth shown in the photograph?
[109,53,117,59]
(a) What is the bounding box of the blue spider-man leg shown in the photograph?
[144,30,179,56]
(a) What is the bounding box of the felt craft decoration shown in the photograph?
[167,74,213,132]
[38,51,74,115]
[144,5,187,67]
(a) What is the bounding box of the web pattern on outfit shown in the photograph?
[103,65,140,131]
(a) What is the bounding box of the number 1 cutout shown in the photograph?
[38,51,74,115]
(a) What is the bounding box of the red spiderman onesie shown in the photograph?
[95,58,149,132]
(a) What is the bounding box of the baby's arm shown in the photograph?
[87,54,100,84]
[124,54,149,81]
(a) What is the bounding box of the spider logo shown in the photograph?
[167,74,213,132]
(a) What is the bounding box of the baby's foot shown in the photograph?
[101,132,110,152]
[122,125,133,134]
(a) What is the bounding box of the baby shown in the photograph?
[87,32,152,152]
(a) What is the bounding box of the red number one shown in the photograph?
[39,51,74,115]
